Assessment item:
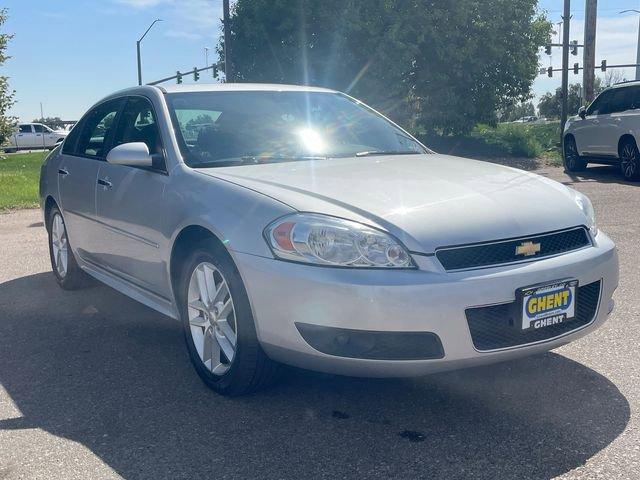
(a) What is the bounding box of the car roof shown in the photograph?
[609,80,640,89]
[158,83,337,94]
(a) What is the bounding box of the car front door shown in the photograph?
[573,90,613,156]
[33,124,59,148]
[94,96,171,298]
[57,98,124,263]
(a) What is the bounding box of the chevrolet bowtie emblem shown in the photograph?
[516,241,541,257]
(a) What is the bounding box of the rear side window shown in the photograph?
[18,125,32,133]
[75,99,124,159]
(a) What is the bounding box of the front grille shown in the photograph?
[436,227,591,271]
[465,280,601,351]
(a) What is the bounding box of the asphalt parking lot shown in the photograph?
[0,164,638,480]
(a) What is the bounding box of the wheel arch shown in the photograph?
[169,225,231,304]
[618,134,637,157]
[43,196,59,232]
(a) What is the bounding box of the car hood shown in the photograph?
[200,154,588,254]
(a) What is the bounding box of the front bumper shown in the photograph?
[233,232,619,377]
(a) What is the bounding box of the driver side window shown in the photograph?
[113,97,164,164]
[587,91,612,116]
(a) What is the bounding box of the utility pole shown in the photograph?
[621,9,640,81]
[560,0,571,144]
[584,0,597,103]
[223,0,232,81]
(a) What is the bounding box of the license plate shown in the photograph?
[518,280,578,331]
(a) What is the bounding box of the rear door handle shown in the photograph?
[58,168,69,176]
[97,178,113,189]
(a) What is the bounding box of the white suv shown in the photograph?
[3,123,67,153]
[563,81,640,181]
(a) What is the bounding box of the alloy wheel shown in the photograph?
[621,143,638,179]
[51,213,68,278]
[187,262,238,375]
[564,140,578,169]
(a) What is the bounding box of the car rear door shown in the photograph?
[93,96,171,298]
[15,124,35,148]
[57,98,124,263]
[601,87,634,157]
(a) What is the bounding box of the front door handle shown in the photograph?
[58,168,69,176]
[97,178,113,189]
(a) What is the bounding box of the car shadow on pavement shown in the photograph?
[563,165,639,185]
[0,272,630,480]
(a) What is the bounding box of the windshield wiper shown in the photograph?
[193,154,327,168]
[354,150,423,157]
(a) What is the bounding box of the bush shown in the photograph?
[472,123,541,157]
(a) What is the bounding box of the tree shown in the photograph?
[538,78,603,118]
[222,0,550,135]
[0,8,16,147]
[498,101,536,123]
[32,117,66,129]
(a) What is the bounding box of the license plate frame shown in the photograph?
[516,279,578,331]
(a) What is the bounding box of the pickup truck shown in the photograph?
[3,123,67,152]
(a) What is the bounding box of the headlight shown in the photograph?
[264,213,414,268]
[570,188,597,235]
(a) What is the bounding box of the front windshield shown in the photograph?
[166,90,427,168]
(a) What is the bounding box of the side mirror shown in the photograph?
[106,142,153,167]
[578,106,587,119]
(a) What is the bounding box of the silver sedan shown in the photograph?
[39,84,619,396]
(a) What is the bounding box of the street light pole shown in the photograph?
[621,10,640,81]
[204,47,210,67]
[136,19,163,86]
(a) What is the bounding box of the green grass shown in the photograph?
[421,122,562,160]
[0,151,47,211]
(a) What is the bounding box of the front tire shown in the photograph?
[563,136,587,172]
[619,138,640,181]
[47,206,91,290]
[178,241,280,396]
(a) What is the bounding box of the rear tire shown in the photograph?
[177,240,281,396]
[47,206,91,290]
[563,136,587,172]
[619,137,640,181]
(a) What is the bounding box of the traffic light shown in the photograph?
[574,62,579,74]
[601,60,607,72]
[193,67,200,81]
[547,66,553,78]
[570,40,579,56]
[545,44,552,55]
[176,71,182,84]
[212,64,218,79]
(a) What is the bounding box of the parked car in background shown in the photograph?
[3,123,67,153]
[40,84,618,396]
[563,81,640,181]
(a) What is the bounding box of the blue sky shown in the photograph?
[2,0,640,121]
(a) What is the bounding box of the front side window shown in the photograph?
[166,91,427,168]
[587,90,612,116]
[113,97,163,156]
[18,125,32,133]
[76,99,123,158]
